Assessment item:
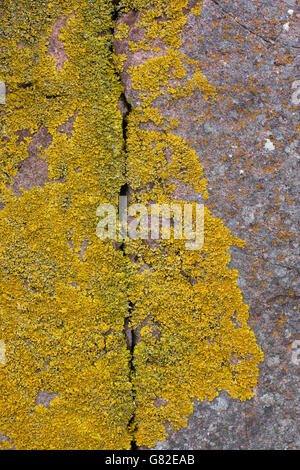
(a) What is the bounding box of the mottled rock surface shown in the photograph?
[1,0,298,450]
[115,0,299,450]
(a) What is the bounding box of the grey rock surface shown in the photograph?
[114,0,300,449]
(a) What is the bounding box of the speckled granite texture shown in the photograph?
[114,0,299,450]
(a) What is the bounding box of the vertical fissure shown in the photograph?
[112,3,137,448]
[124,303,137,450]
[119,110,137,448]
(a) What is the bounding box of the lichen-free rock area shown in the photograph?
[0,0,299,450]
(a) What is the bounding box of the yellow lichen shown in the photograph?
[116,0,264,448]
[0,0,132,450]
[115,22,130,41]
[0,0,264,450]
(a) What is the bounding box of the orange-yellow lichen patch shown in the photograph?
[116,0,264,447]
[0,0,264,450]
[0,0,132,449]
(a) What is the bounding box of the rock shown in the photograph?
[114,0,299,449]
